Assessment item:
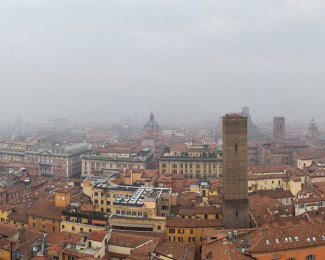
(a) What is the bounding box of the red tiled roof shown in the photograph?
[141,169,158,178]
[0,223,19,237]
[109,230,164,248]
[81,203,97,212]
[155,242,196,260]
[156,175,172,183]
[6,184,28,195]
[208,195,222,205]
[250,224,325,253]
[88,231,107,242]
[28,199,63,220]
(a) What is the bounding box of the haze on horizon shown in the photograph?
[1,0,325,123]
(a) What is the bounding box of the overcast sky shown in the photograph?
[1,0,325,123]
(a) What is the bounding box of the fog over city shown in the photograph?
[1,0,325,123]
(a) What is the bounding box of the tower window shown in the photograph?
[236,211,238,217]
[235,143,238,151]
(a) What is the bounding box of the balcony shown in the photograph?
[62,210,108,221]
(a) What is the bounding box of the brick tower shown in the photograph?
[222,113,249,229]
[273,117,285,148]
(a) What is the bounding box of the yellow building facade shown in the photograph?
[83,176,172,232]
[166,217,223,252]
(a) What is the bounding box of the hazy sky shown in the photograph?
[1,0,325,123]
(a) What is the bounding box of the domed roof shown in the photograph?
[144,113,160,130]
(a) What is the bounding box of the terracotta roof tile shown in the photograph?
[28,199,63,220]
[155,242,196,260]
[88,231,108,242]
[249,224,325,253]
[141,169,159,178]
[0,223,19,237]
[109,231,164,248]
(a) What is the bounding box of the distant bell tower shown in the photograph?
[308,117,318,138]
[273,117,285,148]
[222,113,249,229]
[242,107,249,116]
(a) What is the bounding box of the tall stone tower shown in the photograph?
[273,117,285,148]
[308,117,318,138]
[222,113,249,229]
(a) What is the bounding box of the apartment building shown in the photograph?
[158,143,222,178]
[25,143,92,177]
[81,147,154,177]
[83,176,172,232]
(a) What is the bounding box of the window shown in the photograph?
[178,237,184,242]
[32,223,35,228]
[157,225,161,230]
[305,255,315,260]
[52,227,55,231]
[68,256,74,260]
[178,229,184,234]
[189,237,195,242]
[80,228,83,232]
[190,229,194,234]
[72,226,75,231]
[169,236,175,242]
[169,229,175,233]
[42,224,45,230]
[116,210,121,215]
[287,258,296,260]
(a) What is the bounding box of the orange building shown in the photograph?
[201,224,325,260]
[166,217,223,253]
[249,224,325,260]
[27,188,71,233]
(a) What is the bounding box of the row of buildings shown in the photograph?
[1,112,325,259]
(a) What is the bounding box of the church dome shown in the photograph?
[144,113,160,130]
